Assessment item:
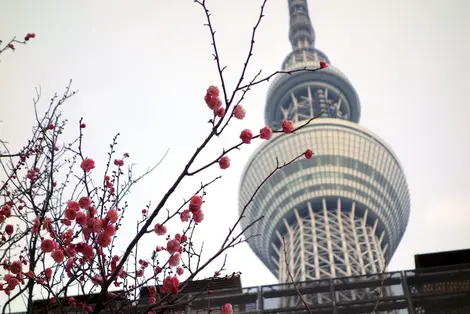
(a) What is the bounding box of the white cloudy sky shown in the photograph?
[1,0,470,308]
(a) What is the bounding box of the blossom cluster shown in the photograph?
[2,32,36,51]
[205,85,225,117]
[0,79,320,313]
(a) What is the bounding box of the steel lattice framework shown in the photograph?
[277,201,385,283]
[238,0,411,301]
[277,200,389,307]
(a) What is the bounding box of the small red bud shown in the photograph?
[304,149,313,159]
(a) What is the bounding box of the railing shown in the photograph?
[16,263,470,313]
[181,263,470,314]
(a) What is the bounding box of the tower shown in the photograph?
[238,0,411,304]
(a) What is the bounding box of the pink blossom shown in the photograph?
[205,94,222,110]
[154,223,167,236]
[221,303,233,314]
[180,209,191,222]
[149,297,156,304]
[66,244,76,257]
[64,208,76,221]
[219,156,230,169]
[51,250,65,263]
[76,212,87,225]
[2,205,11,217]
[169,253,181,267]
[41,239,55,253]
[104,225,115,237]
[189,195,203,213]
[24,33,34,41]
[304,149,313,159]
[166,239,181,254]
[97,234,111,248]
[207,85,220,97]
[65,258,74,272]
[80,158,95,173]
[24,33,36,41]
[7,277,19,290]
[259,126,272,140]
[282,120,294,133]
[82,244,94,258]
[233,105,246,120]
[176,267,184,276]
[107,209,119,223]
[155,266,162,274]
[215,106,225,118]
[10,261,22,274]
[114,159,124,167]
[240,129,253,144]
[5,224,14,236]
[91,218,105,232]
[91,275,103,285]
[193,210,204,223]
[67,200,80,211]
[148,286,157,297]
[160,276,179,294]
[78,196,91,209]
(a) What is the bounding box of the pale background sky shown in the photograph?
[1,0,470,310]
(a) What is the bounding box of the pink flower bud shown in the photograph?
[169,253,181,267]
[193,210,204,223]
[80,158,95,173]
[233,105,246,120]
[154,223,167,236]
[259,126,272,140]
[218,156,230,169]
[304,149,313,159]
[240,129,253,144]
[215,106,225,117]
[282,120,294,133]
[180,209,191,222]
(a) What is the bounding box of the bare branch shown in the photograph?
[282,237,312,314]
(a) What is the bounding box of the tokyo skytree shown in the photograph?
[239,0,410,304]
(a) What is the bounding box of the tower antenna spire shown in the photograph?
[288,0,316,50]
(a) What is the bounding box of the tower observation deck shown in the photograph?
[238,0,410,304]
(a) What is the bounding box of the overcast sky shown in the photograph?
[1,0,470,309]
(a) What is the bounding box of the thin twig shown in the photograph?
[369,256,388,314]
[282,237,312,314]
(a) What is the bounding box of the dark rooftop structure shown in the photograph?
[23,250,470,313]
